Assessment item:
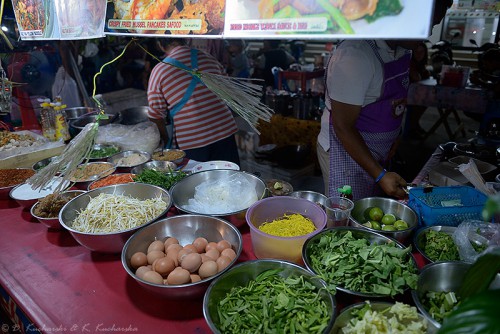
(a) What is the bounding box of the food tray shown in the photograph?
[408,186,487,227]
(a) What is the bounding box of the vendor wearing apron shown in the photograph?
[326,40,411,200]
[147,38,240,165]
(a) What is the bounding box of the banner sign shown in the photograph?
[105,0,225,37]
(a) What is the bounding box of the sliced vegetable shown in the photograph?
[422,291,461,323]
[424,230,460,262]
[133,169,187,190]
[215,269,331,333]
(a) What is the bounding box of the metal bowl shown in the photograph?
[119,106,150,125]
[88,143,122,161]
[0,168,36,199]
[87,173,136,191]
[69,112,121,132]
[130,160,176,175]
[122,214,242,299]
[413,226,459,263]
[151,149,186,165]
[266,179,293,196]
[290,190,328,209]
[411,261,500,329]
[59,183,172,253]
[63,107,97,121]
[107,150,151,168]
[32,156,58,171]
[9,177,71,208]
[30,190,86,229]
[192,161,240,173]
[203,259,336,334]
[68,162,116,190]
[332,301,434,334]
[350,197,418,245]
[302,226,418,298]
[170,170,267,226]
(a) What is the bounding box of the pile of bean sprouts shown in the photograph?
[72,193,167,233]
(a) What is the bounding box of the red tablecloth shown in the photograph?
[0,195,426,334]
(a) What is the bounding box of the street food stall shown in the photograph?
[2,1,499,333]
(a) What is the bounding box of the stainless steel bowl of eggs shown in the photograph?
[121,214,243,299]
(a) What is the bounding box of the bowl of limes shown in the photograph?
[350,197,418,244]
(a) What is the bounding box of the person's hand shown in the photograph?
[378,171,407,199]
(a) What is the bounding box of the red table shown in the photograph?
[0,194,426,334]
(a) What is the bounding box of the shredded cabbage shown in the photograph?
[342,301,427,334]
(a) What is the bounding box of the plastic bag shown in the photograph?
[452,220,500,263]
[95,121,160,154]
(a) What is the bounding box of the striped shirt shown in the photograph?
[147,45,237,150]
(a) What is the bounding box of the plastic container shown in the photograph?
[408,186,487,227]
[245,196,327,264]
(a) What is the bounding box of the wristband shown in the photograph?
[375,169,387,183]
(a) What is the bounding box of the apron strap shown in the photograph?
[162,48,201,148]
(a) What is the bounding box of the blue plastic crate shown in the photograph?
[408,186,487,227]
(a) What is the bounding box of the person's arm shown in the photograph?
[148,117,169,147]
[331,99,407,198]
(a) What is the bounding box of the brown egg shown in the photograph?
[135,266,151,279]
[216,255,232,272]
[147,250,165,265]
[193,237,208,253]
[166,248,180,267]
[177,248,195,264]
[190,274,202,283]
[130,252,148,269]
[154,257,176,277]
[183,244,198,254]
[164,237,179,249]
[198,260,218,279]
[147,240,165,253]
[181,253,202,273]
[200,254,212,263]
[167,267,191,285]
[216,240,232,252]
[205,242,218,252]
[221,248,237,261]
[142,270,164,284]
[205,248,220,261]
[166,243,183,254]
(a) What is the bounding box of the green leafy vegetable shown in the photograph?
[422,291,461,323]
[365,0,403,23]
[215,269,332,334]
[133,169,187,190]
[308,230,418,297]
[89,146,119,159]
[424,230,460,262]
[459,248,500,299]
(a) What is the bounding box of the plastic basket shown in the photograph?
[408,186,487,227]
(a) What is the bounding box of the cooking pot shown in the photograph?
[119,106,150,125]
[272,144,311,169]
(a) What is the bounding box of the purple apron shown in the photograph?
[328,41,411,200]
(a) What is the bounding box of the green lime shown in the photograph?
[368,207,384,221]
[382,225,397,231]
[362,221,373,228]
[394,219,409,230]
[381,213,396,225]
[370,221,382,230]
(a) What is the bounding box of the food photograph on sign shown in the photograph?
[55,0,107,39]
[224,0,435,39]
[106,0,225,36]
[11,0,55,39]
